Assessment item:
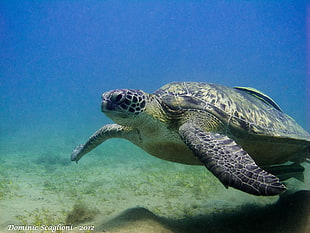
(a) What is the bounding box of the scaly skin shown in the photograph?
[71,124,140,163]
[70,82,310,196]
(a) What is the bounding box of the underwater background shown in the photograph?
[0,1,309,233]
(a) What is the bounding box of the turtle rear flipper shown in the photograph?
[179,123,286,196]
[264,163,305,182]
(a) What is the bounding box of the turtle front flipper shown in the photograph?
[71,124,137,163]
[179,123,286,196]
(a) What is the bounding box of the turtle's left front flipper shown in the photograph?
[71,124,137,163]
[179,123,286,196]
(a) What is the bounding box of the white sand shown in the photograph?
[0,140,309,233]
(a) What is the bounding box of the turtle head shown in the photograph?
[101,89,147,125]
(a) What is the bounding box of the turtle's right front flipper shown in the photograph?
[70,124,136,163]
[179,123,286,196]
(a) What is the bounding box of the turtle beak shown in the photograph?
[101,99,115,112]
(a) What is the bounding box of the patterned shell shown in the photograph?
[153,82,310,142]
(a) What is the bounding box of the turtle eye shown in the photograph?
[110,93,124,104]
[115,94,123,103]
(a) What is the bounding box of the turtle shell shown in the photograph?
[153,82,310,142]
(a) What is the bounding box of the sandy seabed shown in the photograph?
[0,140,309,233]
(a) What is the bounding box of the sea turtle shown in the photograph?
[70,82,310,196]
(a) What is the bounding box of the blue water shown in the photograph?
[0,1,309,233]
